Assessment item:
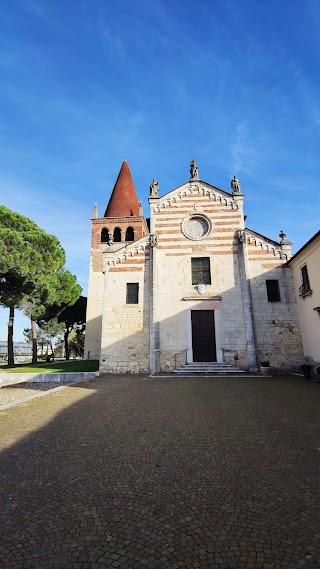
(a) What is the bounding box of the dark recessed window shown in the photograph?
[126,283,139,304]
[191,257,211,285]
[114,227,121,242]
[125,227,134,242]
[266,280,281,302]
[299,265,312,296]
[101,228,109,243]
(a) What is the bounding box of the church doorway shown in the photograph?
[191,310,216,362]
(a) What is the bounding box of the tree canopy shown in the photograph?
[0,205,81,365]
[0,206,65,277]
[57,296,87,360]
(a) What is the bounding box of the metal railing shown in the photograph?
[299,283,312,297]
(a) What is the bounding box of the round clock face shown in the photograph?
[182,214,211,241]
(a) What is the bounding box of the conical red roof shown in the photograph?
[104,161,140,217]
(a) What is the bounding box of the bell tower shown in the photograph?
[84,161,149,360]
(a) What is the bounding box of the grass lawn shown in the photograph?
[0,360,99,374]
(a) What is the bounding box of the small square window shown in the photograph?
[191,257,211,285]
[126,283,139,304]
[266,280,281,302]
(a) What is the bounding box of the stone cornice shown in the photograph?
[244,228,287,259]
[104,235,150,267]
[182,295,222,301]
[151,182,239,213]
[92,216,147,224]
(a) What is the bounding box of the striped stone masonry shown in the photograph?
[85,171,303,373]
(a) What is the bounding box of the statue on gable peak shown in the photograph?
[231,175,241,194]
[190,159,199,180]
[150,179,159,198]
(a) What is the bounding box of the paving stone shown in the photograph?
[0,374,319,568]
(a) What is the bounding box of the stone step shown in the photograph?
[174,368,239,371]
[177,362,234,367]
[172,368,244,375]
[173,362,245,374]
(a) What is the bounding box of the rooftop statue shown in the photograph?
[231,175,241,194]
[150,179,159,197]
[190,159,199,179]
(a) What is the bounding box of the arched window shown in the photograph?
[101,228,109,243]
[125,227,134,242]
[113,227,121,242]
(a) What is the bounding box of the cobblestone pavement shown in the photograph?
[0,374,319,569]
[0,382,68,408]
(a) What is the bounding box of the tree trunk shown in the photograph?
[64,330,70,360]
[49,339,54,360]
[7,306,14,366]
[31,319,37,364]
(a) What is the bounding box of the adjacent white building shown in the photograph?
[85,160,303,373]
[288,230,320,366]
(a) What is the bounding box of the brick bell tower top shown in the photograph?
[90,160,149,250]
[104,160,140,217]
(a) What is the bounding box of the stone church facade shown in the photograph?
[84,160,303,373]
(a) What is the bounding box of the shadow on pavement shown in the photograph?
[0,374,319,568]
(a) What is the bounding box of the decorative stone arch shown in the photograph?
[155,186,240,213]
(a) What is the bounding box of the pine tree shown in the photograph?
[0,206,81,365]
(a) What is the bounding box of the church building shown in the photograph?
[84,160,303,373]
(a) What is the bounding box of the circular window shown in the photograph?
[182,214,211,241]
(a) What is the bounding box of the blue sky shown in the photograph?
[1,0,320,341]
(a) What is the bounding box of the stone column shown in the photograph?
[236,229,258,372]
[232,188,245,230]
[148,196,160,373]
[279,230,292,258]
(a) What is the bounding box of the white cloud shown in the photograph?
[230,121,261,176]
[0,176,91,294]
